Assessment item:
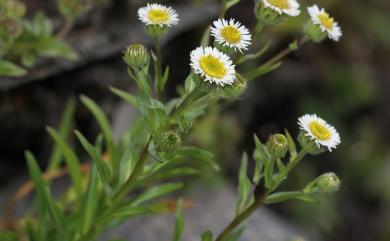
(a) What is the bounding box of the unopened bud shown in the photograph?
[254,1,283,26]
[267,134,288,158]
[304,172,341,194]
[156,130,182,153]
[303,21,327,43]
[298,131,325,155]
[146,25,168,37]
[123,44,150,69]
[224,74,246,98]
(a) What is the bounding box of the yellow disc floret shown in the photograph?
[309,121,332,141]
[199,55,227,79]
[147,9,169,24]
[267,0,289,10]
[220,26,241,44]
[317,12,334,30]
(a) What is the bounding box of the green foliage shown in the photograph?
[0,0,78,77]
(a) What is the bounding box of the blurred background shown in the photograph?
[0,0,389,241]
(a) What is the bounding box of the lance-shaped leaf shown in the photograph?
[172,198,184,241]
[129,183,184,206]
[47,127,83,198]
[48,97,76,170]
[25,151,66,240]
[236,153,252,214]
[265,191,318,204]
[80,95,118,168]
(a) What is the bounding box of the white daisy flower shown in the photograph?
[308,5,342,41]
[262,0,300,17]
[137,3,179,27]
[210,18,252,52]
[298,114,341,151]
[190,46,235,86]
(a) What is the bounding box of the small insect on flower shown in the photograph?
[137,3,179,27]
[190,46,236,86]
[262,0,300,17]
[210,18,252,52]
[298,114,341,151]
[307,5,342,41]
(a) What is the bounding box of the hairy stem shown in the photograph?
[244,36,309,80]
[215,187,269,241]
[154,37,163,99]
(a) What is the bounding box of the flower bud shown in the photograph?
[254,1,282,26]
[156,130,182,153]
[304,172,341,194]
[123,44,150,69]
[223,74,247,98]
[267,133,288,158]
[303,21,327,43]
[146,25,168,37]
[298,131,325,155]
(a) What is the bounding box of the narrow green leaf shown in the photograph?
[100,206,151,224]
[243,61,282,81]
[75,130,111,186]
[285,129,297,160]
[200,27,210,47]
[236,153,252,214]
[226,0,240,9]
[173,198,184,241]
[0,59,27,77]
[80,164,98,235]
[129,183,183,206]
[80,95,118,168]
[225,226,245,241]
[47,127,83,197]
[25,151,66,240]
[237,41,271,64]
[48,97,76,170]
[110,86,138,108]
[265,191,318,204]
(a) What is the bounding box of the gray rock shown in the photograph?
[100,186,318,241]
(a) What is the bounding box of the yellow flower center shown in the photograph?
[267,0,289,10]
[317,12,334,30]
[220,26,241,44]
[199,55,227,79]
[147,9,169,24]
[308,121,332,141]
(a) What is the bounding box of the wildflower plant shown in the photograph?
[0,1,344,241]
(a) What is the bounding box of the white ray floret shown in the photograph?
[210,18,252,52]
[298,114,341,151]
[138,3,179,27]
[308,5,342,41]
[190,46,236,86]
[262,0,301,17]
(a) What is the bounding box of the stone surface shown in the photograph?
[100,186,318,241]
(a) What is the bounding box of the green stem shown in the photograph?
[252,21,264,41]
[272,150,307,191]
[215,187,269,241]
[154,37,163,99]
[243,36,309,80]
[219,0,227,18]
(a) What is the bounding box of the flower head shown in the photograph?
[307,5,342,41]
[190,46,235,86]
[137,3,179,27]
[298,114,340,151]
[210,18,251,52]
[262,0,300,17]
